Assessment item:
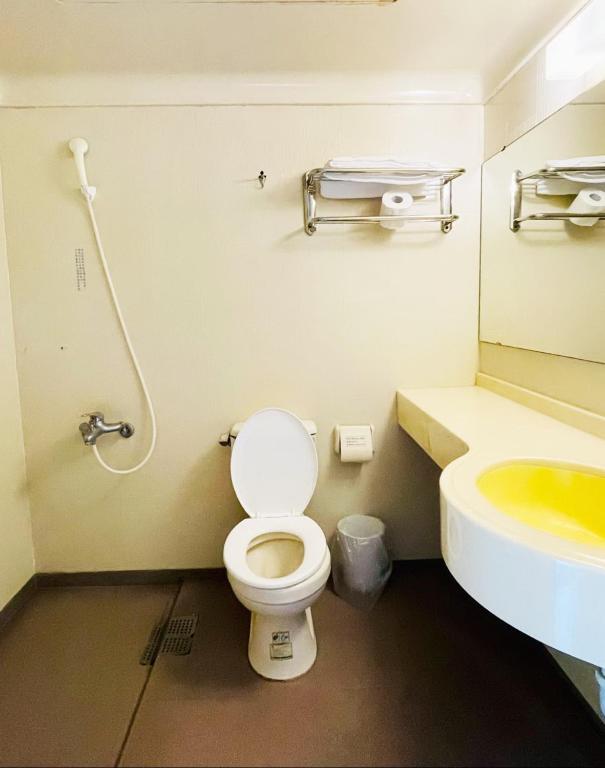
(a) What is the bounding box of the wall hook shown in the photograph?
[258,170,266,189]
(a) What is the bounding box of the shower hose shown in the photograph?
[83,192,157,474]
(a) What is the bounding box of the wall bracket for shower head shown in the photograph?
[68,137,96,201]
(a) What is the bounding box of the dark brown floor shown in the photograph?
[1,562,604,767]
[0,584,178,767]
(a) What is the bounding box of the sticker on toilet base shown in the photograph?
[270,631,293,660]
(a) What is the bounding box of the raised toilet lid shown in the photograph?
[231,408,318,518]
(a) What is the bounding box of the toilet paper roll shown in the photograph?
[568,188,605,226]
[379,190,413,230]
[337,425,374,463]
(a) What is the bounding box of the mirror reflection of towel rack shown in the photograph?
[302,166,465,236]
[510,165,605,231]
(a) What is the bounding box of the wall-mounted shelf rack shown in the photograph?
[303,166,465,236]
[510,166,605,231]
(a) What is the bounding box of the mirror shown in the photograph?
[480,82,605,364]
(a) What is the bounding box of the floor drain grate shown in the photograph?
[160,635,193,656]
[139,614,198,665]
[160,614,198,657]
[139,623,164,666]
[165,614,198,638]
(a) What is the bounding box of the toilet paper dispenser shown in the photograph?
[333,425,375,463]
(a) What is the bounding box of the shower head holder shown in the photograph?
[68,137,96,201]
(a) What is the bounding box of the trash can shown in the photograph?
[331,514,392,610]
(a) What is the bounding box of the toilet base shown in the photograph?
[248,608,317,680]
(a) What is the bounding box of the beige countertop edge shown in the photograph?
[396,380,605,471]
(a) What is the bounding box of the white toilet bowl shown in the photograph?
[223,408,330,680]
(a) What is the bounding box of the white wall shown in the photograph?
[0,0,581,108]
[0,173,34,608]
[480,342,605,418]
[484,0,604,158]
[0,104,481,572]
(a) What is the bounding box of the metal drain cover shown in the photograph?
[139,623,164,666]
[160,635,193,656]
[160,614,198,657]
[140,613,198,665]
[165,614,198,638]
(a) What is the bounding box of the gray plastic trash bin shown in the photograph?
[331,514,392,610]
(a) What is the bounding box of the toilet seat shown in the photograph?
[230,408,318,519]
[225,408,326,591]
[223,516,327,591]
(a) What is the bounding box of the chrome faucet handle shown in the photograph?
[119,423,135,438]
[81,411,104,422]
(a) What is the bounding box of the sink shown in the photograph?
[396,385,605,667]
[440,456,605,668]
[477,462,605,547]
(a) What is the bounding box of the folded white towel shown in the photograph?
[536,179,586,196]
[321,156,441,199]
[537,156,605,195]
[327,156,431,170]
[547,155,605,170]
[320,180,436,200]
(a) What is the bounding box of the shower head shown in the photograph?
[68,136,88,156]
[68,137,96,201]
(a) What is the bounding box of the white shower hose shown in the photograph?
[84,193,157,474]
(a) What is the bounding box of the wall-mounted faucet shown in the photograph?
[79,412,135,446]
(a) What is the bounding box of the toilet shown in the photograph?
[223,408,331,680]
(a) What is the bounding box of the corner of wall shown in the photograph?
[0,161,35,610]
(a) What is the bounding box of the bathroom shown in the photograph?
[1,0,605,764]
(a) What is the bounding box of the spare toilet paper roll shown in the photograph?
[338,425,374,463]
[379,190,413,230]
[568,188,605,226]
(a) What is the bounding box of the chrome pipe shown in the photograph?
[307,166,465,178]
[519,165,605,182]
[311,213,458,224]
[514,212,605,223]
[510,170,523,232]
[440,180,453,233]
[302,170,317,235]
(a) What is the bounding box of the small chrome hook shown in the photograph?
[258,170,266,189]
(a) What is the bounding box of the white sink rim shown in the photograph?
[441,452,605,667]
[443,453,605,566]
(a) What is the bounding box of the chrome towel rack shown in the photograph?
[510,165,605,231]
[302,166,465,236]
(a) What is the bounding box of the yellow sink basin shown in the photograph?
[477,462,605,546]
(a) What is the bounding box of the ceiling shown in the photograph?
[0,0,588,105]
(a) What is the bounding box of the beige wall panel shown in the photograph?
[480,342,605,417]
[0,105,480,571]
[483,1,605,159]
[0,174,34,608]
